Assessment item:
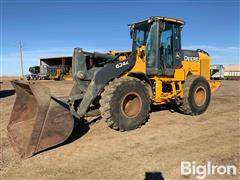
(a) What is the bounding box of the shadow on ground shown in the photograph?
[0,90,15,98]
[151,103,182,114]
[145,172,165,180]
[35,116,101,156]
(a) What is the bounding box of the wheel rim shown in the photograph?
[194,86,207,106]
[121,92,142,119]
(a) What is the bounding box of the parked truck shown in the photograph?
[210,64,224,80]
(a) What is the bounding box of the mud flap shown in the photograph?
[7,80,74,158]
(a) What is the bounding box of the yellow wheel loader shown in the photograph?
[8,16,220,158]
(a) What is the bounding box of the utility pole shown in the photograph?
[17,41,24,79]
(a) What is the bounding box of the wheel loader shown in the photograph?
[48,66,64,80]
[8,16,220,158]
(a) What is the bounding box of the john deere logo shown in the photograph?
[184,56,199,61]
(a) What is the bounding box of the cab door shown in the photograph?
[159,23,181,76]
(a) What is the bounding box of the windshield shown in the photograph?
[146,22,157,68]
[131,22,158,69]
[132,23,150,51]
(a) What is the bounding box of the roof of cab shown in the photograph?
[128,16,185,27]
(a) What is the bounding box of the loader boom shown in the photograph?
[68,48,136,117]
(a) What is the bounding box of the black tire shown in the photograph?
[100,77,150,131]
[178,75,211,115]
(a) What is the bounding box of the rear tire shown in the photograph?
[100,77,150,131]
[178,75,211,115]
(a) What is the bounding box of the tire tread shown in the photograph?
[100,77,150,131]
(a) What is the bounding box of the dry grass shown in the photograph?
[0,76,21,82]
[0,80,239,180]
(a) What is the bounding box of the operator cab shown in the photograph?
[129,16,184,76]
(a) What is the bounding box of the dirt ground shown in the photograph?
[0,80,239,180]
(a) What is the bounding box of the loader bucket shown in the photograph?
[7,80,74,158]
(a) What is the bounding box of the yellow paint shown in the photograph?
[63,74,73,80]
[150,75,184,104]
[177,81,183,97]
[199,52,210,80]
[128,46,146,73]
[119,56,127,61]
[209,81,221,93]
[119,46,219,104]
[173,69,185,81]
[154,16,185,25]
[154,77,162,102]
[109,50,116,56]
[181,60,200,77]
[49,68,62,79]
[171,82,176,95]
[109,50,128,61]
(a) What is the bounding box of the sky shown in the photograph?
[1,0,239,76]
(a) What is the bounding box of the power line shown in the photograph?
[16,41,24,79]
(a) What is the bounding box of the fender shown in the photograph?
[128,72,153,98]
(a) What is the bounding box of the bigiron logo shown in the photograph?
[181,161,237,179]
[184,55,199,61]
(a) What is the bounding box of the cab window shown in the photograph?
[160,23,173,69]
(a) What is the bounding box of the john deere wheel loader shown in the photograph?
[8,16,220,158]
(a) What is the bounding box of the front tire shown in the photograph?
[178,75,211,115]
[100,77,150,131]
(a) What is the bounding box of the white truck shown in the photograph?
[210,64,224,80]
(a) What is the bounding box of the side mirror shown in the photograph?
[175,52,180,59]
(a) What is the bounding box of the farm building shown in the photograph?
[39,56,72,80]
[40,56,72,68]
[224,65,240,80]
